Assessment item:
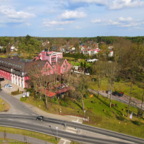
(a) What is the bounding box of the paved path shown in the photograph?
[0,132,52,144]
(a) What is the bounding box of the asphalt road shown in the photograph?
[0,114,144,144]
[0,91,36,115]
[0,119,137,144]
[0,91,144,144]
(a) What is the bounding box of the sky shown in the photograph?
[0,0,144,37]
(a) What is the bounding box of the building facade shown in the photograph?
[0,50,71,88]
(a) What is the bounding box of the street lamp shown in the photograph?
[55,127,58,140]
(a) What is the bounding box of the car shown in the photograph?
[36,116,44,121]
[112,91,124,97]
[4,84,12,88]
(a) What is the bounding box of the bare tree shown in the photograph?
[105,61,119,107]
[92,61,106,96]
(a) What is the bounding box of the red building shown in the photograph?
[0,50,71,88]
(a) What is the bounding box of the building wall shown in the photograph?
[38,51,63,64]
[0,70,11,80]
[0,69,28,88]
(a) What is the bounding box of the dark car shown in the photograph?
[112,91,119,96]
[112,91,124,97]
[117,92,124,97]
[36,116,44,121]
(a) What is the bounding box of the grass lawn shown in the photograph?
[23,93,144,139]
[0,98,10,112]
[0,127,58,144]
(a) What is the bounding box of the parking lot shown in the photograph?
[0,79,24,94]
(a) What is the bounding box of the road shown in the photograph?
[0,114,144,144]
[0,91,36,115]
[0,118,140,144]
[0,91,144,144]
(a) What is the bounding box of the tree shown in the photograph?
[27,61,55,109]
[105,61,119,107]
[91,61,106,96]
[66,73,88,115]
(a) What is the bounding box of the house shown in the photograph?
[34,50,63,64]
[108,51,114,57]
[0,46,3,50]
[0,50,71,89]
[81,48,100,56]
[86,59,98,62]
[10,45,17,52]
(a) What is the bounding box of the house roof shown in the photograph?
[56,87,71,94]
[40,89,56,97]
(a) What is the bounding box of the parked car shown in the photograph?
[112,91,124,97]
[4,84,12,88]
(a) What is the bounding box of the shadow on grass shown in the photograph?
[131,120,143,126]
[94,95,109,107]
[94,95,123,117]
[73,100,83,110]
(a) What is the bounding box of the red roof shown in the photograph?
[56,87,71,94]
[40,89,56,97]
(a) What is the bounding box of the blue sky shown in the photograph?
[0,0,144,37]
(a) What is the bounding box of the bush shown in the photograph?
[50,97,59,104]
[132,120,142,126]
[11,89,23,95]
[137,108,144,117]
[20,97,27,102]
[116,116,126,121]
[59,100,68,107]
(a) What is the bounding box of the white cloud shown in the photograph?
[0,6,35,19]
[110,0,144,9]
[92,19,103,23]
[71,0,108,5]
[43,20,74,27]
[92,16,144,28]
[118,16,133,22]
[61,10,86,19]
[108,20,121,25]
[56,27,65,30]
[71,0,144,9]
